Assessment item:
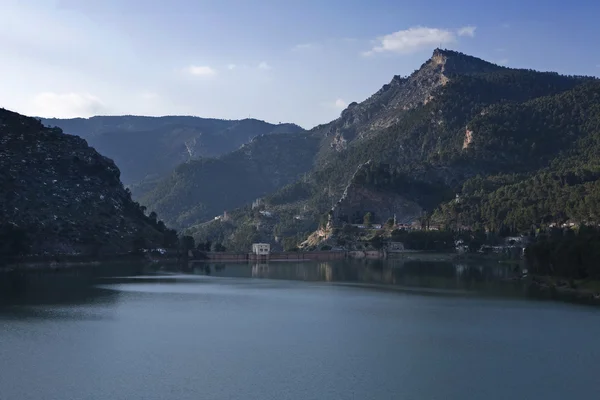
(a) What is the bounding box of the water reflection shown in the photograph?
[0,259,522,312]
[188,259,521,297]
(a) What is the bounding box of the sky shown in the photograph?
[1,0,599,129]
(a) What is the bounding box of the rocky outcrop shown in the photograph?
[316,48,504,150]
[0,108,169,256]
[463,128,474,149]
[330,183,423,226]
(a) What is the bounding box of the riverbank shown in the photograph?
[0,253,184,272]
[525,275,600,306]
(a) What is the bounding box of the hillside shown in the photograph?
[40,115,304,185]
[0,108,177,260]
[184,49,599,251]
[138,133,321,229]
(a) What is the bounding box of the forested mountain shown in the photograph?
[183,49,599,251]
[138,133,321,229]
[40,115,303,185]
[434,81,600,232]
[0,109,176,260]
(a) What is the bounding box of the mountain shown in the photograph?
[0,108,177,260]
[138,132,320,229]
[181,49,599,251]
[39,115,304,185]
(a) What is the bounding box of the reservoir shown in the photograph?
[1,260,599,400]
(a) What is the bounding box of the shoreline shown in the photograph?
[525,276,600,306]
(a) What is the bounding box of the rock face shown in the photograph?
[315,48,504,150]
[0,108,169,256]
[40,116,304,185]
[331,184,423,226]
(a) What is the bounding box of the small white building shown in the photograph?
[252,243,271,255]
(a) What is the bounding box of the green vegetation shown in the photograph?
[139,133,320,229]
[526,226,600,280]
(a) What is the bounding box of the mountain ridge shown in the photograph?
[39,115,305,185]
[178,49,599,250]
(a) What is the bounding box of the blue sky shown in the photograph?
[1,0,598,128]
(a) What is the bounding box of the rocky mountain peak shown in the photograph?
[316,48,507,152]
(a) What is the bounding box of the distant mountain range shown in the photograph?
[7,48,600,256]
[39,115,304,185]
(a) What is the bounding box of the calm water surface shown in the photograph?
[1,260,599,400]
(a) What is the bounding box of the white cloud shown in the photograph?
[457,26,477,37]
[258,61,272,70]
[30,92,106,118]
[186,65,217,77]
[364,26,455,56]
[363,25,476,56]
[227,64,237,70]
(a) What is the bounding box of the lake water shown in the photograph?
[1,260,599,400]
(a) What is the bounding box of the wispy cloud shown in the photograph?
[497,58,509,65]
[363,26,476,56]
[186,65,217,77]
[258,61,272,70]
[292,43,319,51]
[30,92,106,118]
[457,26,476,37]
[226,64,237,70]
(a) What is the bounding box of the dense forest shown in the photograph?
[139,133,320,229]
[526,226,600,280]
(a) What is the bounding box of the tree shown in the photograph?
[363,212,373,227]
[132,236,147,253]
[319,213,329,229]
[369,235,384,250]
[148,211,158,224]
[0,223,30,260]
[211,242,226,252]
[163,229,179,248]
[179,235,195,251]
[283,236,299,251]
[386,218,395,228]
